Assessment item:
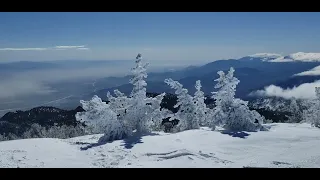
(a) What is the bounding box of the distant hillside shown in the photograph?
[90,61,320,100]
[0,106,85,136]
[273,75,320,89]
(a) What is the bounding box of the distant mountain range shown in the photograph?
[2,52,320,116]
[87,52,320,101]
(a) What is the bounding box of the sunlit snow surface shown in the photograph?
[1,123,320,168]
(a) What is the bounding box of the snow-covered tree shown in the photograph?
[145,93,172,131]
[124,54,152,133]
[107,90,133,134]
[225,99,264,131]
[20,123,87,140]
[285,98,303,123]
[106,54,167,134]
[165,78,199,131]
[45,124,87,139]
[250,97,287,111]
[211,67,264,131]
[22,123,47,139]
[76,95,128,142]
[129,53,149,99]
[193,80,209,126]
[0,134,8,141]
[210,67,239,127]
[303,87,320,128]
[128,54,167,133]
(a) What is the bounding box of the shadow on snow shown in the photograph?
[80,132,159,151]
[219,130,251,139]
[121,132,159,149]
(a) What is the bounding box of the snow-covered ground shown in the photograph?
[1,123,320,168]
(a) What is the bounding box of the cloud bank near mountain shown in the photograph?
[251,80,320,100]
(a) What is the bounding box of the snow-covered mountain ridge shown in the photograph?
[245,52,320,62]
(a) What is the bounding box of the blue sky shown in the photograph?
[1,12,320,62]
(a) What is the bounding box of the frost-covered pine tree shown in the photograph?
[211,67,264,131]
[211,67,239,126]
[129,53,149,99]
[250,97,286,111]
[107,90,133,135]
[0,133,8,142]
[303,87,320,128]
[145,93,172,131]
[22,123,47,139]
[107,54,166,134]
[127,54,166,133]
[77,54,170,139]
[126,53,152,133]
[76,95,128,142]
[285,98,303,123]
[45,124,86,139]
[165,78,199,131]
[193,80,209,126]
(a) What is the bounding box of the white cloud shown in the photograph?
[0,48,48,51]
[251,81,320,100]
[0,45,89,52]
[54,45,86,49]
[295,65,320,76]
[76,47,90,50]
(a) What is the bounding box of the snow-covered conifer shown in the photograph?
[129,53,149,99]
[107,54,166,134]
[211,67,264,131]
[126,54,166,133]
[303,87,320,128]
[0,134,8,141]
[76,95,128,142]
[107,90,132,129]
[165,78,199,131]
[194,80,209,126]
[145,93,172,131]
[22,123,47,139]
[285,98,303,123]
